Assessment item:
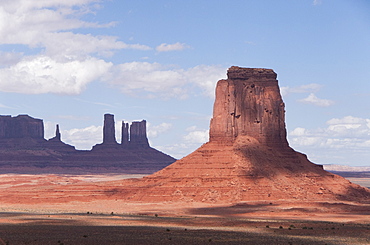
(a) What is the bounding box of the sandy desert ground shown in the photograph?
[0,174,369,244]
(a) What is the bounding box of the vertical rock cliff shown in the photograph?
[129,120,149,148]
[102,114,118,145]
[0,115,44,139]
[121,121,129,146]
[210,66,288,148]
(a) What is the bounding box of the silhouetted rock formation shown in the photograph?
[0,115,46,149]
[0,115,44,139]
[103,114,118,145]
[121,121,129,146]
[0,113,175,174]
[120,120,149,148]
[48,124,61,142]
[117,66,370,203]
[129,120,150,148]
[47,124,76,152]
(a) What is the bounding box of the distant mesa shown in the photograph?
[92,114,150,150]
[0,114,175,174]
[117,66,370,203]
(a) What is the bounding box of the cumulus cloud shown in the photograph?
[62,125,103,150]
[0,51,23,66]
[0,1,226,99]
[147,122,172,138]
[44,121,102,150]
[156,42,190,52]
[0,0,151,95]
[184,126,209,144]
[288,116,370,165]
[298,93,334,107]
[106,62,226,99]
[289,116,370,149]
[0,55,112,94]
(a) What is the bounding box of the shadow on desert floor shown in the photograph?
[0,212,369,245]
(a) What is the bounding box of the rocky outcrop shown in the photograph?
[0,115,44,139]
[210,67,288,148]
[116,66,370,203]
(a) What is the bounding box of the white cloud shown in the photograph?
[43,32,150,59]
[147,122,172,138]
[0,55,112,94]
[105,62,226,99]
[184,127,209,144]
[288,116,370,165]
[0,51,23,66]
[289,116,370,150]
[0,0,152,95]
[298,93,334,107]
[63,125,103,150]
[44,121,102,150]
[0,1,151,56]
[280,83,322,97]
[156,42,190,52]
[184,65,226,98]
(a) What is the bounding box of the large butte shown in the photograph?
[117,66,370,203]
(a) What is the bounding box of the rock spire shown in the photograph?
[121,121,129,146]
[49,124,61,142]
[102,114,118,145]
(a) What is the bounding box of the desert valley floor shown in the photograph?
[0,173,369,245]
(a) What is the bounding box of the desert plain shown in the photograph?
[0,173,369,245]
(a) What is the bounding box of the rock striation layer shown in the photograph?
[117,66,370,203]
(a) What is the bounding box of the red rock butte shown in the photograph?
[119,66,370,203]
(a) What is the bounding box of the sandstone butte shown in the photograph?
[0,114,175,174]
[114,66,370,203]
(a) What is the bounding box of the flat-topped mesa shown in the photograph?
[102,114,118,145]
[129,120,149,148]
[209,66,288,148]
[0,115,44,139]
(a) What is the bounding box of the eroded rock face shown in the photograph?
[0,115,44,139]
[210,66,288,148]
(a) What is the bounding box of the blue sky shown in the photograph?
[0,0,369,166]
